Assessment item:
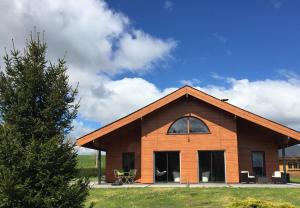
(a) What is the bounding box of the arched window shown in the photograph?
[168,116,209,134]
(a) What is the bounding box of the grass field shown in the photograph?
[77,155,300,207]
[85,188,300,208]
[77,154,105,181]
[291,176,300,183]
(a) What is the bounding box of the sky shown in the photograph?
[0,0,300,154]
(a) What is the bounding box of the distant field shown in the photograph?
[290,176,300,183]
[77,154,105,180]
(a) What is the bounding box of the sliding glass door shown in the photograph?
[154,151,180,183]
[198,151,225,182]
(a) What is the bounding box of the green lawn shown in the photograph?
[85,188,300,208]
[291,176,300,184]
[77,156,300,207]
[77,154,105,181]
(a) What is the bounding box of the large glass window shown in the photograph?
[252,151,266,177]
[167,116,209,134]
[122,152,135,172]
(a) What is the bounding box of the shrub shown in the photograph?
[227,197,295,208]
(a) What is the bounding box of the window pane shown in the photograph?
[122,153,135,172]
[189,117,209,133]
[252,152,265,177]
[168,117,188,134]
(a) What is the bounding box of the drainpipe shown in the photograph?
[98,150,102,184]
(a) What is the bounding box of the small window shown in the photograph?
[288,163,293,169]
[168,116,209,134]
[293,163,298,169]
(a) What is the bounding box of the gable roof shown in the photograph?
[76,85,300,146]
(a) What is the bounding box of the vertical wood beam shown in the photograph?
[281,137,288,183]
[98,150,102,184]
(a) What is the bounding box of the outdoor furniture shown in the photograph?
[172,171,180,182]
[156,169,167,177]
[272,171,282,184]
[271,171,290,184]
[114,169,125,184]
[126,169,137,184]
[202,171,210,183]
[240,171,256,183]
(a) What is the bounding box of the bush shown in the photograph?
[227,198,295,208]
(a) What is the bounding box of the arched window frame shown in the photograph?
[167,116,210,135]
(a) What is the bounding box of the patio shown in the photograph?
[89,181,300,188]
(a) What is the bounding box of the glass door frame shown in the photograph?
[198,150,226,183]
[251,151,266,177]
[153,151,181,183]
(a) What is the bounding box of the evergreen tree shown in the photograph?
[0,33,89,207]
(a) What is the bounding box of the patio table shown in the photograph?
[122,172,131,184]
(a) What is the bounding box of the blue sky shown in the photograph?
[110,0,300,88]
[0,0,300,153]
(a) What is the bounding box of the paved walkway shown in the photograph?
[90,182,300,188]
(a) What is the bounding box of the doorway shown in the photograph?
[198,151,225,182]
[154,151,180,183]
[252,151,266,177]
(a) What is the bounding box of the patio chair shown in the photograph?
[240,171,256,183]
[202,171,210,183]
[272,171,286,184]
[172,171,180,182]
[126,169,137,184]
[155,169,167,177]
[113,169,125,184]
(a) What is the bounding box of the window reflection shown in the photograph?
[168,116,209,134]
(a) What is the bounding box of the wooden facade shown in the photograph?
[279,157,300,177]
[77,86,300,184]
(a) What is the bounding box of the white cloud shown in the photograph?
[0,0,176,75]
[112,30,176,73]
[0,0,177,154]
[164,1,174,12]
[71,120,96,154]
[195,74,300,131]
[76,76,177,124]
[70,120,95,140]
[77,72,300,134]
